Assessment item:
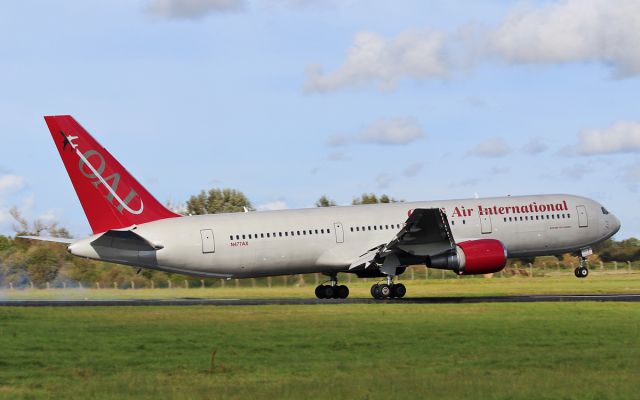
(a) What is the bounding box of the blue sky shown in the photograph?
[1,0,640,238]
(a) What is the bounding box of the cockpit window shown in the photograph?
[601,207,609,215]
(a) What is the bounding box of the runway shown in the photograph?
[1,293,639,306]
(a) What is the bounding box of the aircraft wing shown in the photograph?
[349,208,455,270]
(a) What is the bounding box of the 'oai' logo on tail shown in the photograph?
[61,131,144,215]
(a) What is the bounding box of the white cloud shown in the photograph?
[328,117,424,147]
[0,174,24,193]
[489,0,640,77]
[468,137,511,158]
[576,121,640,155]
[522,137,548,155]
[256,200,288,211]
[305,31,448,92]
[306,0,640,92]
[147,0,244,18]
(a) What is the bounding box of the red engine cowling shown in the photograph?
[427,239,507,275]
[457,239,507,274]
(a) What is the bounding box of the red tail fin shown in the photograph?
[44,115,180,234]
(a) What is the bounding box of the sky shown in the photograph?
[1,0,640,239]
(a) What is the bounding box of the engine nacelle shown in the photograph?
[427,239,507,275]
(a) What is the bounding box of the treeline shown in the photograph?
[0,189,637,288]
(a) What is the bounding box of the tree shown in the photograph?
[352,193,400,205]
[186,188,252,215]
[315,195,336,207]
[9,206,71,238]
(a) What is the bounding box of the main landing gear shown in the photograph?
[370,276,406,299]
[315,274,349,299]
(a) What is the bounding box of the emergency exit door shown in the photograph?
[200,229,215,253]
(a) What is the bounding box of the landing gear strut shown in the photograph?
[315,273,349,299]
[370,275,406,299]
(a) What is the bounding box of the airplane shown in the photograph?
[23,115,621,299]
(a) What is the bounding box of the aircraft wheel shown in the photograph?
[315,285,325,299]
[370,284,379,298]
[337,285,349,299]
[394,283,407,298]
[578,267,589,278]
[378,284,391,299]
[574,268,580,278]
[323,285,336,299]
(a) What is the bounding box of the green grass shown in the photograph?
[1,272,639,300]
[0,303,639,399]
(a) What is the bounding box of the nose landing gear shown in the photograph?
[574,258,589,278]
[574,248,592,278]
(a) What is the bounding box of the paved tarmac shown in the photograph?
[0,293,639,307]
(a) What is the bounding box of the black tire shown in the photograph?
[315,285,325,299]
[579,267,589,278]
[370,284,379,298]
[394,283,407,298]
[378,284,391,299]
[337,285,349,299]
[574,268,580,278]
[323,285,335,299]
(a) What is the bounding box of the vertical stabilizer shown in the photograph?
[44,115,180,234]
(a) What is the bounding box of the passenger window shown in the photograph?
[229,235,233,240]
[315,229,319,234]
[385,225,389,229]
[373,226,377,230]
[463,220,466,224]
[267,233,271,238]
[356,227,360,232]
[321,229,325,234]
[279,232,282,237]
[350,227,354,232]
[303,231,306,235]
[248,234,252,239]
[327,229,331,233]
[242,235,246,239]
[297,231,301,236]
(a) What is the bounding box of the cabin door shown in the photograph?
[480,214,492,234]
[200,229,215,253]
[333,222,344,243]
[576,206,588,228]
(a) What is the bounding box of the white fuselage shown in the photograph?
[69,194,620,278]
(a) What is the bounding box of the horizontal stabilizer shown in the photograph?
[18,236,76,244]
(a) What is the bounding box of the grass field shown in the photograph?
[1,303,639,399]
[1,272,639,300]
[1,274,639,399]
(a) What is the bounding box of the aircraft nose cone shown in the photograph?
[611,215,621,235]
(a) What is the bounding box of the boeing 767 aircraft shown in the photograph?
[24,116,621,299]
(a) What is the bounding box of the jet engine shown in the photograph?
[427,239,507,275]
